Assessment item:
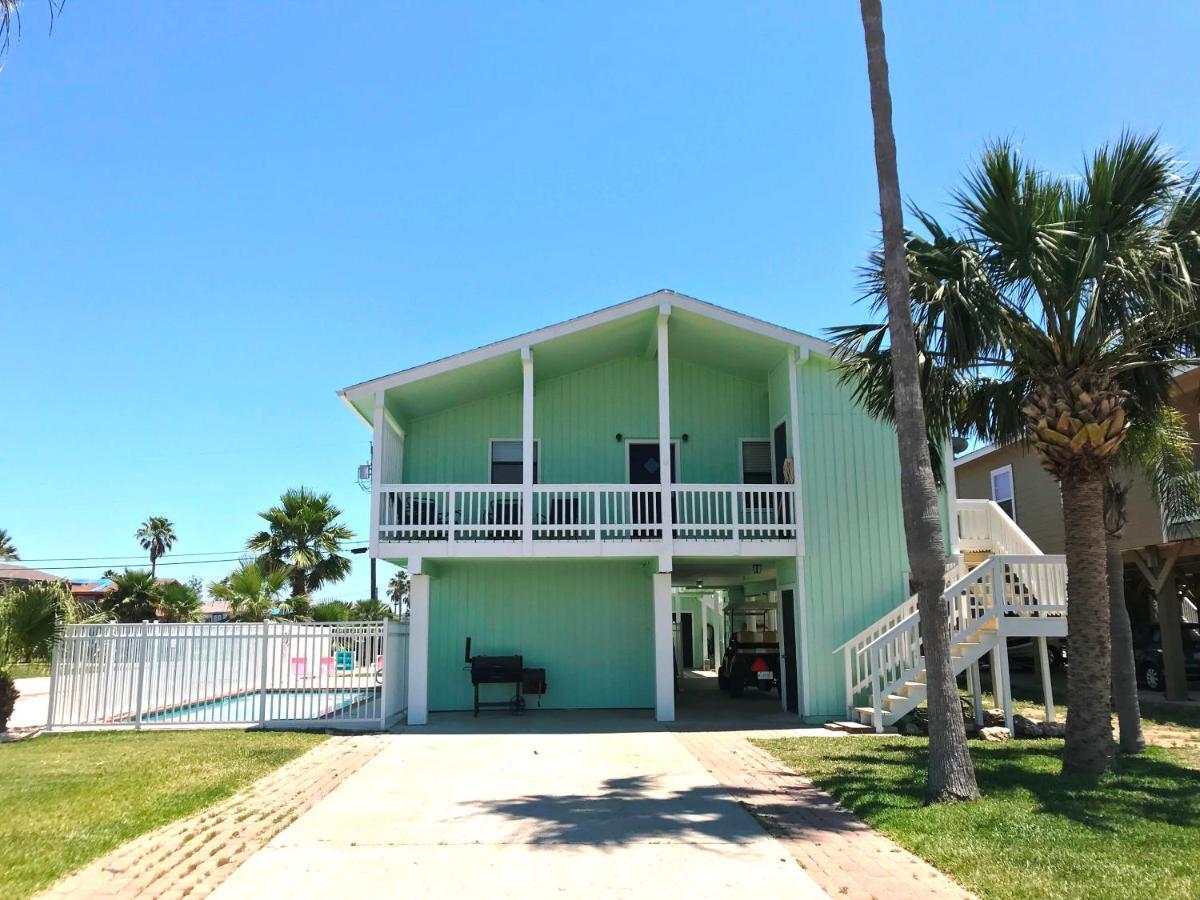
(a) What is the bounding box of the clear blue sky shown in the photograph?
[2,2,1197,600]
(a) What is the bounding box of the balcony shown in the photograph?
[374,484,798,558]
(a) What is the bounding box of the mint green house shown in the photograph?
[338,290,924,724]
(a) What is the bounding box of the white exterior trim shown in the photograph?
[657,310,673,557]
[953,442,1002,468]
[338,290,832,402]
[406,573,430,725]
[653,571,675,722]
[944,436,961,556]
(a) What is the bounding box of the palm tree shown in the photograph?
[209,562,295,622]
[387,570,410,615]
[311,600,353,622]
[158,580,204,623]
[103,570,162,623]
[0,581,84,664]
[135,517,177,578]
[351,598,393,620]
[836,134,1200,774]
[0,529,18,561]
[857,0,979,802]
[247,488,354,598]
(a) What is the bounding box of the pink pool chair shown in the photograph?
[290,657,307,679]
[319,656,336,676]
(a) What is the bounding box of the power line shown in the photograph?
[15,541,369,564]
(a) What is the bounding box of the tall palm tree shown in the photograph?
[0,529,18,561]
[247,488,354,598]
[209,562,295,622]
[836,134,1200,774]
[157,580,204,624]
[135,517,177,578]
[857,0,979,802]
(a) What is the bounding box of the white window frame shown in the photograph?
[738,437,774,485]
[488,437,540,485]
[990,464,1016,519]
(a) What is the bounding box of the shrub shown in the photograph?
[0,671,18,731]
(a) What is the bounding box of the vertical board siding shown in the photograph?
[427,559,655,710]
[405,354,769,486]
[772,355,911,720]
[669,358,770,483]
[403,391,521,483]
[534,357,658,483]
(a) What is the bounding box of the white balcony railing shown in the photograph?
[375,484,797,546]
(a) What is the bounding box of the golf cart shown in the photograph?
[717,604,781,697]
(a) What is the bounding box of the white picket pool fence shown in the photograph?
[47,620,409,731]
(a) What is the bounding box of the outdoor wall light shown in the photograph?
[615,433,624,442]
[681,433,690,442]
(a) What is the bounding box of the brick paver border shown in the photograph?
[675,730,974,900]
[39,734,385,899]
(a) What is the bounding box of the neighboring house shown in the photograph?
[955,369,1200,692]
[201,600,232,623]
[70,578,117,605]
[339,290,1063,727]
[0,563,64,585]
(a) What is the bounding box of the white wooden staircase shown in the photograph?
[837,500,1068,733]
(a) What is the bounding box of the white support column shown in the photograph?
[944,436,961,557]
[786,348,811,719]
[656,307,673,552]
[407,571,431,726]
[521,347,534,550]
[997,638,1014,733]
[370,390,386,556]
[1036,636,1056,723]
[989,645,1003,713]
[653,571,675,722]
[700,598,709,669]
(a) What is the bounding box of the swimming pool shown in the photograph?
[139,688,379,723]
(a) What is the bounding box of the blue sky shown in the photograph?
[2,2,1198,600]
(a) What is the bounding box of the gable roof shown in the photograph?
[338,290,831,411]
[0,563,63,583]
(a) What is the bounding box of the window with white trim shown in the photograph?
[490,440,539,484]
[990,465,1015,520]
[741,440,773,485]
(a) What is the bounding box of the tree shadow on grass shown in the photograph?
[763,739,1200,834]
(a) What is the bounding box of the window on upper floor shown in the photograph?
[991,465,1016,520]
[490,439,539,484]
[741,440,773,485]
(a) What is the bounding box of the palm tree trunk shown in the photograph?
[150,553,157,579]
[859,0,978,802]
[1108,535,1145,753]
[1061,474,1115,774]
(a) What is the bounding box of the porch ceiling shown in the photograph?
[671,558,781,589]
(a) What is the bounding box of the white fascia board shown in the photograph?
[339,392,374,428]
[337,289,833,402]
[952,443,1003,468]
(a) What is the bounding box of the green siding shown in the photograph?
[406,354,769,485]
[427,559,655,711]
[789,354,910,720]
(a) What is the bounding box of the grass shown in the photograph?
[758,736,1200,900]
[0,729,325,898]
[6,661,50,679]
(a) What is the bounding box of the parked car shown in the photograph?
[1133,623,1200,691]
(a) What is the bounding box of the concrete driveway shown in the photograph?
[214,718,826,899]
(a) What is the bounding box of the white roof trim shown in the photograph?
[338,289,832,401]
[953,443,1003,468]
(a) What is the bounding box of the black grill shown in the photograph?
[465,637,526,716]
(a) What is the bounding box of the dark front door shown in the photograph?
[773,422,788,484]
[675,612,695,669]
[628,443,676,538]
[780,589,799,714]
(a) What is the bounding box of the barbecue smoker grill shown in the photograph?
[464,637,527,716]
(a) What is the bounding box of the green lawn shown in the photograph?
[7,661,50,679]
[757,736,1200,900]
[0,730,326,898]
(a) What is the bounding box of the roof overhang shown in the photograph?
[337,290,832,424]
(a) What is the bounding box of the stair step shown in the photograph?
[885,693,911,709]
[951,641,981,656]
[829,720,874,735]
[901,681,927,695]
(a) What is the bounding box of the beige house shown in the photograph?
[954,368,1200,698]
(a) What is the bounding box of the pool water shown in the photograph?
[141,688,378,723]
